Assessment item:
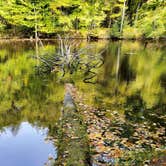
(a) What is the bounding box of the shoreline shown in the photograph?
[0,37,165,42]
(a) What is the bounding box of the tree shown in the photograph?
[136,0,166,38]
[0,0,165,38]
[0,0,55,35]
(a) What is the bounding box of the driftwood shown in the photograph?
[35,36,104,83]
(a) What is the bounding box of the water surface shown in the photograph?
[0,40,165,165]
[0,122,56,166]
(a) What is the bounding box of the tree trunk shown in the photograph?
[120,0,126,35]
[134,2,141,25]
[34,4,39,65]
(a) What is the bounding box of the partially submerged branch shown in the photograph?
[36,35,105,83]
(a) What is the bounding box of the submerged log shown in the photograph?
[55,84,90,166]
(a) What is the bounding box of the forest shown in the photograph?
[0,0,166,166]
[0,0,165,39]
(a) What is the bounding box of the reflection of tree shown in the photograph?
[119,55,135,83]
[10,124,20,136]
[129,48,166,108]
[125,94,166,127]
[0,43,62,130]
[116,43,120,84]
[83,41,166,109]
[0,41,165,134]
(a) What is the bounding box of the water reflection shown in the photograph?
[91,41,166,108]
[0,122,56,166]
[74,41,166,160]
[35,39,105,84]
[0,40,165,120]
[0,40,165,164]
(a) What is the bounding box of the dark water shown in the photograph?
[0,40,165,165]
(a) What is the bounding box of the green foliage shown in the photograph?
[0,0,55,34]
[110,21,121,37]
[123,25,141,39]
[0,0,165,38]
[137,5,166,38]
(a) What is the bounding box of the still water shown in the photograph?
[0,122,56,166]
[0,40,165,165]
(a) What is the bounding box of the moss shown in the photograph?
[55,95,90,166]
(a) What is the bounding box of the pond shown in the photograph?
[0,122,56,166]
[0,40,165,165]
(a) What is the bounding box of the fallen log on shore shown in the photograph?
[55,84,90,166]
